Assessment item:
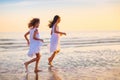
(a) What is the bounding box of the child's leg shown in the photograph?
[48,50,60,66]
[48,51,56,63]
[24,57,37,72]
[34,53,41,72]
[56,50,60,53]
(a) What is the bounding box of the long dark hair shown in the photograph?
[28,18,40,28]
[48,15,60,28]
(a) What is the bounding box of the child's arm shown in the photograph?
[33,29,44,42]
[51,30,52,35]
[54,26,66,36]
[24,31,30,46]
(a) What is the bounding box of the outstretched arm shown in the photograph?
[54,26,66,35]
[33,29,44,42]
[24,31,30,45]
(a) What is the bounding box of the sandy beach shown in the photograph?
[0,67,120,80]
[0,45,120,80]
[0,32,120,80]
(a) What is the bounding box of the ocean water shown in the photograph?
[0,31,120,80]
[0,31,120,51]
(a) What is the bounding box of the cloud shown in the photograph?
[0,1,39,7]
[0,0,120,8]
[0,0,74,8]
[0,0,64,8]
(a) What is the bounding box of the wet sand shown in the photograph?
[0,45,120,80]
[1,31,120,80]
[0,67,120,80]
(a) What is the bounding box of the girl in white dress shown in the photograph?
[24,18,44,73]
[48,15,66,66]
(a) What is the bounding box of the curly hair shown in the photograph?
[28,18,40,28]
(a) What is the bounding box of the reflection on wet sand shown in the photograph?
[25,73,29,80]
[35,72,39,80]
[24,72,39,80]
[23,67,61,80]
[48,66,62,80]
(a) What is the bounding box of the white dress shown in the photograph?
[27,28,43,57]
[50,25,60,53]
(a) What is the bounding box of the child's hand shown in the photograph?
[60,33,63,36]
[40,39,44,43]
[60,32,66,36]
[27,41,30,46]
[62,32,66,36]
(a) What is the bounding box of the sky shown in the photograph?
[0,0,120,32]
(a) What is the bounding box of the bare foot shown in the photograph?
[24,62,28,72]
[34,69,42,73]
[48,62,53,67]
[48,58,54,67]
